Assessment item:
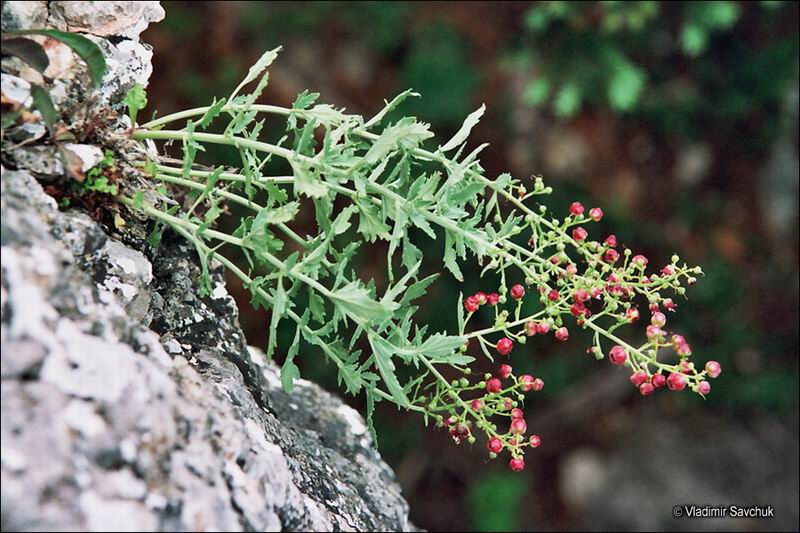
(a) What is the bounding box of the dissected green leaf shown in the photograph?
[331,281,399,323]
[440,103,485,152]
[368,334,411,408]
[123,83,148,125]
[281,325,302,392]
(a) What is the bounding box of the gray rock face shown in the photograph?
[1,2,413,531]
[0,167,412,532]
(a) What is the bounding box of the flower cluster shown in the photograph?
[121,47,717,474]
[438,201,720,471]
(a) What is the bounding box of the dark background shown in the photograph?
[142,2,799,531]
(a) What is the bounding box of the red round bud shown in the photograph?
[487,437,503,454]
[667,372,686,391]
[509,457,525,472]
[573,289,590,303]
[532,377,544,391]
[609,345,627,365]
[589,207,603,221]
[497,337,514,356]
[676,342,693,356]
[639,382,655,396]
[510,284,525,300]
[511,408,524,419]
[604,234,618,248]
[464,296,479,313]
[555,327,569,341]
[651,374,667,388]
[518,374,535,392]
[486,378,503,393]
[537,321,550,335]
[630,370,648,387]
[646,325,664,340]
[661,265,676,276]
[569,202,585,216]
[548,289,560,301]
[605,249,620,263]
[626,307,640,323]
[486,292,500,306]
[471,399,484,411]
[510,418,527,435]
[698,381,711,395]
[475,292,487,305]
[705,360,722,379]
[529,435,541,448]
[499,364,513,379]
[651,312,667,327]
[632,254,649,268]
[572,227,588,241]
[525,320,538,336]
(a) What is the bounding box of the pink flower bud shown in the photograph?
[698,381,711,395]
[572,227,588,241]
[499,364,513,379]
[555,327,569,341]
[486,292,500,306]
[651,374,667,388]
[605,249,620,263]
[705,360,722,379]
[651,312,667,327]
[604,234,618,248]
[488,437,503,454]
[574,289,590,303]
[519,374,535,392]
[537,321,550,335]
[569,202,585,216]
[529,435,541,448]
[510,418,527,435]
[486,378,502,393]
[632,254,649,268]
[646,325,664,340]
[509,457,525,472]
[589,207,604,221]
[667,372,686,391]
[609,345,627,365]
[510,284,525,300]
[630,371,648,387]
[497,337,514,356]
[532,377,544,391]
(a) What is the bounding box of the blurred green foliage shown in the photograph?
[519,0,798,142]
[467,470,530,531]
